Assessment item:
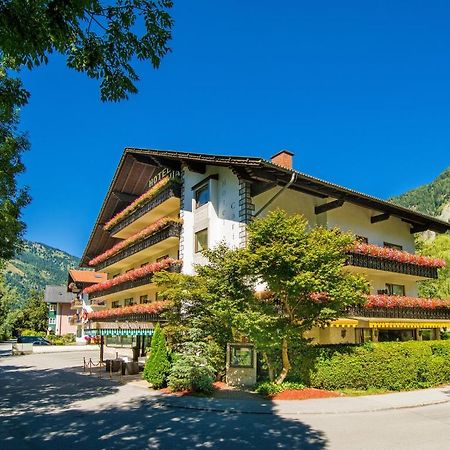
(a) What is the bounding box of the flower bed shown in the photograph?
[83,258,181,294]
[89,217,182,266]
[88,301,168,320]
[351,243,445,268]
[104,177,180,231]
[365,294,450,309]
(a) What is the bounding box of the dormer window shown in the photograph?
[195,183,209,208]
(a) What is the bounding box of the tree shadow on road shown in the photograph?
[0,361,328,449]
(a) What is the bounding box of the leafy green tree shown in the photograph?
[242,210,369,383]
[0,0,173,259]
[157,211,369,384]
[20,290,48,332]
[143,323,170,388]
[417,234,450,299]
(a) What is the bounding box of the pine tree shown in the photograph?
[142,323,171,388]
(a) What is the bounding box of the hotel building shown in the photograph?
[80,148,450,353]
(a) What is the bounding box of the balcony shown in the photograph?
[108,181,181,239]
[88,301,167,323]
[70,299,83,310]
[90,300,106,310]
[88,262,181,300]
[347,306,450,320]
[94,221,182,271]
[346,252,439,279]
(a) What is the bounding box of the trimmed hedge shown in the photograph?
[290,340,450,391]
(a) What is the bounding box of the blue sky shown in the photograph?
[18,0,450,257]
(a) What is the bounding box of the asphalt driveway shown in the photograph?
[1,350,450,449]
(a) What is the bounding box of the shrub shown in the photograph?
[21,329,46,337]
[143,324,171,388]
[167,354,215,394]
[289,340,450,391]
[255,381,305,396]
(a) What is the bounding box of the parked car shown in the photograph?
[17,336,52,346]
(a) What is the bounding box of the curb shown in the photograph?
[147,395,450,416]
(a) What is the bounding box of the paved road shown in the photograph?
[1,351,450,449]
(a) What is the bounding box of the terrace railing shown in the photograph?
[95,222,182,271]
[108,181,181,236]
[346,252,438,279]
[346,306,450,320]
[88,263,181,300]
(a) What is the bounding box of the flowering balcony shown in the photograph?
[90,218,182,271]
[88,301,168,323]
[347,294,450,320]
[105,178,181,239]
[85,259,182,300]
[346,243,445,279]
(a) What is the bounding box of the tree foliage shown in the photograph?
[0,1,173,260]
[417,234,450,299]
[0,0,174,101]
[0,277,47,339]
[142,323,170,388]
[157,210,369,384]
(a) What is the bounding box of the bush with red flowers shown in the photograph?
[351,243,445,268]
[83,258,182,295]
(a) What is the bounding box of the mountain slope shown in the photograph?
[389,167,450,219]
[3,240,80,302]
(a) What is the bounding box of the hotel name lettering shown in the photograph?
[148,168,181,188]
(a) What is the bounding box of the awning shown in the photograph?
[323,318,359,328]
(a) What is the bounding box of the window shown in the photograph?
[386,283,405,296]
[140,295,148,304]
[195,229,208,253]
[112,301,121,309]
[195,183,209,208]
[156,255,169,262]
[384,242,403,251]
[49,303,57,312]
[48,317,56,325]
[124,298,134,306]
[356,236,368,244]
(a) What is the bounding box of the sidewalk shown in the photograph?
[123,379,450,415]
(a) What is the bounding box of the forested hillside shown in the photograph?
[390,167,450,218]
[3,240,79,303]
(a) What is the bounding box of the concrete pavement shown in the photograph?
[2,350,450,449]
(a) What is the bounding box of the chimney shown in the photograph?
[271,149,294,169]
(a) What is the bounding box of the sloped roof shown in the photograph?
[81,147,450,266]
[44,285,74,304]
[68,269,107,284]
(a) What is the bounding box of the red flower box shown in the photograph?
[89,217,182,266]
[365,294,450,310]
[351,243,445,268]
[88,301,168,321]
[104,177,180,231]
[83,258,182,295]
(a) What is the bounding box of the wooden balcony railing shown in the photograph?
[88,264,181,300]
[95,222,182,271]
[93,312,164,323]
[108,181,181,236]
[346,306,450,320]
[346,252,438,279]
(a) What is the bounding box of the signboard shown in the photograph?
[148,168,181,189]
